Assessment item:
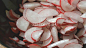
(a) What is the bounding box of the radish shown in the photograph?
[64,43,82,48]
[51,26,59,42]
[72,10,82,15]
[25,27,42,43]
[19,32,25,37]
[31,30,43,42]
[64,12,83,23]
[17,40,25,45]
[19,8,24,13]
[47,39,69,48]
[42,36,53,47]
[28,44,41,48]
[28,0,35,2]
[9,37,19,42]
[46,0,60,6]
[23,2,41,9]
[80,37,86,44]
[77,23,84,29]
[9,10,20,19]
[9,22,16,27]
[40,2,54,7]
[16,17,29,31]
[40,28,51,41]
[6,10,17,21]
[11,27,19,34]
[34,8,44,14]
[80,12,86,19]
[25,9,46,23]
[22,0,27,4]
[77,28,86,38]
[60,0,75,11]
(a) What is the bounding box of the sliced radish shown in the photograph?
[34,8,44,14]
[60,0,74,11]
[28,44,41,48]
[9,10,20,19]
[47,39,69,48]
[51,26,59,42]
[6,10,17,21]
[70,0,79,8]
[25,27,42,43]
[23,9,28,21]
[77,28,86,38]
[11,27,19,34]
[42,36,53,47]
[64,12,83,23]
[72,10,82,15]
[64,25,76,33]
[17,40,25,45]
[32,20,50,27]
[40,28,51,41]
[9,22,16,27]
[39,8,58,17]
[80,37,86,44]
[46,0,60,6]
[16,17,29,31]
[31,30,43,42]
[40,2,54,7]
[77,23,84,29]
[64,43,82,48]
[69,39,78,44]
[19,32,25,37]
[9,37,19,42]
[69,18,78,23]
[19,8,24,13]
[56,18,65,26]
[23,2,41,9]
[25,9,46,23]
[80,12,86,19]
[77,1,86,13]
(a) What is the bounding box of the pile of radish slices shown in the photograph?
[6,0,86,48]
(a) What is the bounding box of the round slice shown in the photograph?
[16,17,29,31]
[25,27,42,43]
[28,44,41,48]
[31,30,43,42]
[40,2,54,6]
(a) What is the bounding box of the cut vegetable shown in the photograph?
[16,17,29,31]
[29,44,41,48]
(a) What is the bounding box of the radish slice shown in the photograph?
[69,18,78,23]
[32,20,50,27]
[80,37,86,44]
[19,32,25,37]
[19,8,24,13]
[9,37,19,42]
[42,36,53,47]
[51,26,59,42]
[47,39,69,48]
[40,28,51,41]
[40,2,54,7]
[69,39,78,44]
[80,12,86,19]
[60,0,74,11]
[64,43,82,48]
[25,27,42,43]
[34,8,44,14]
[16,17,29,31]
[72,10,82,15]
[64,25,76,33]
[25,9,46,23]
[23,2,41,9]
[17,40,25,45]
[64,12,83,23]
[39,8,58,17]
[29,44,41,48]
[9,10,20,19]
[77,23,84,29]
[77,1,86,13]
[70,0,79,8]
[46,0,60,6]
[9,22,16,27]
[56,18,65,26]
[31,30,43,42]
[11,27,19,34]
[77,28,86,38]
[6,10,17,21]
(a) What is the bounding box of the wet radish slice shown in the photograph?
[29,44,41,48]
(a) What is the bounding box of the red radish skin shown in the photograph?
[9,22,16,27]
[31,30,43,42]
[9,10,20,19]
[11,27,19,34]
[9,37,19,42]
[29,44,41,48]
